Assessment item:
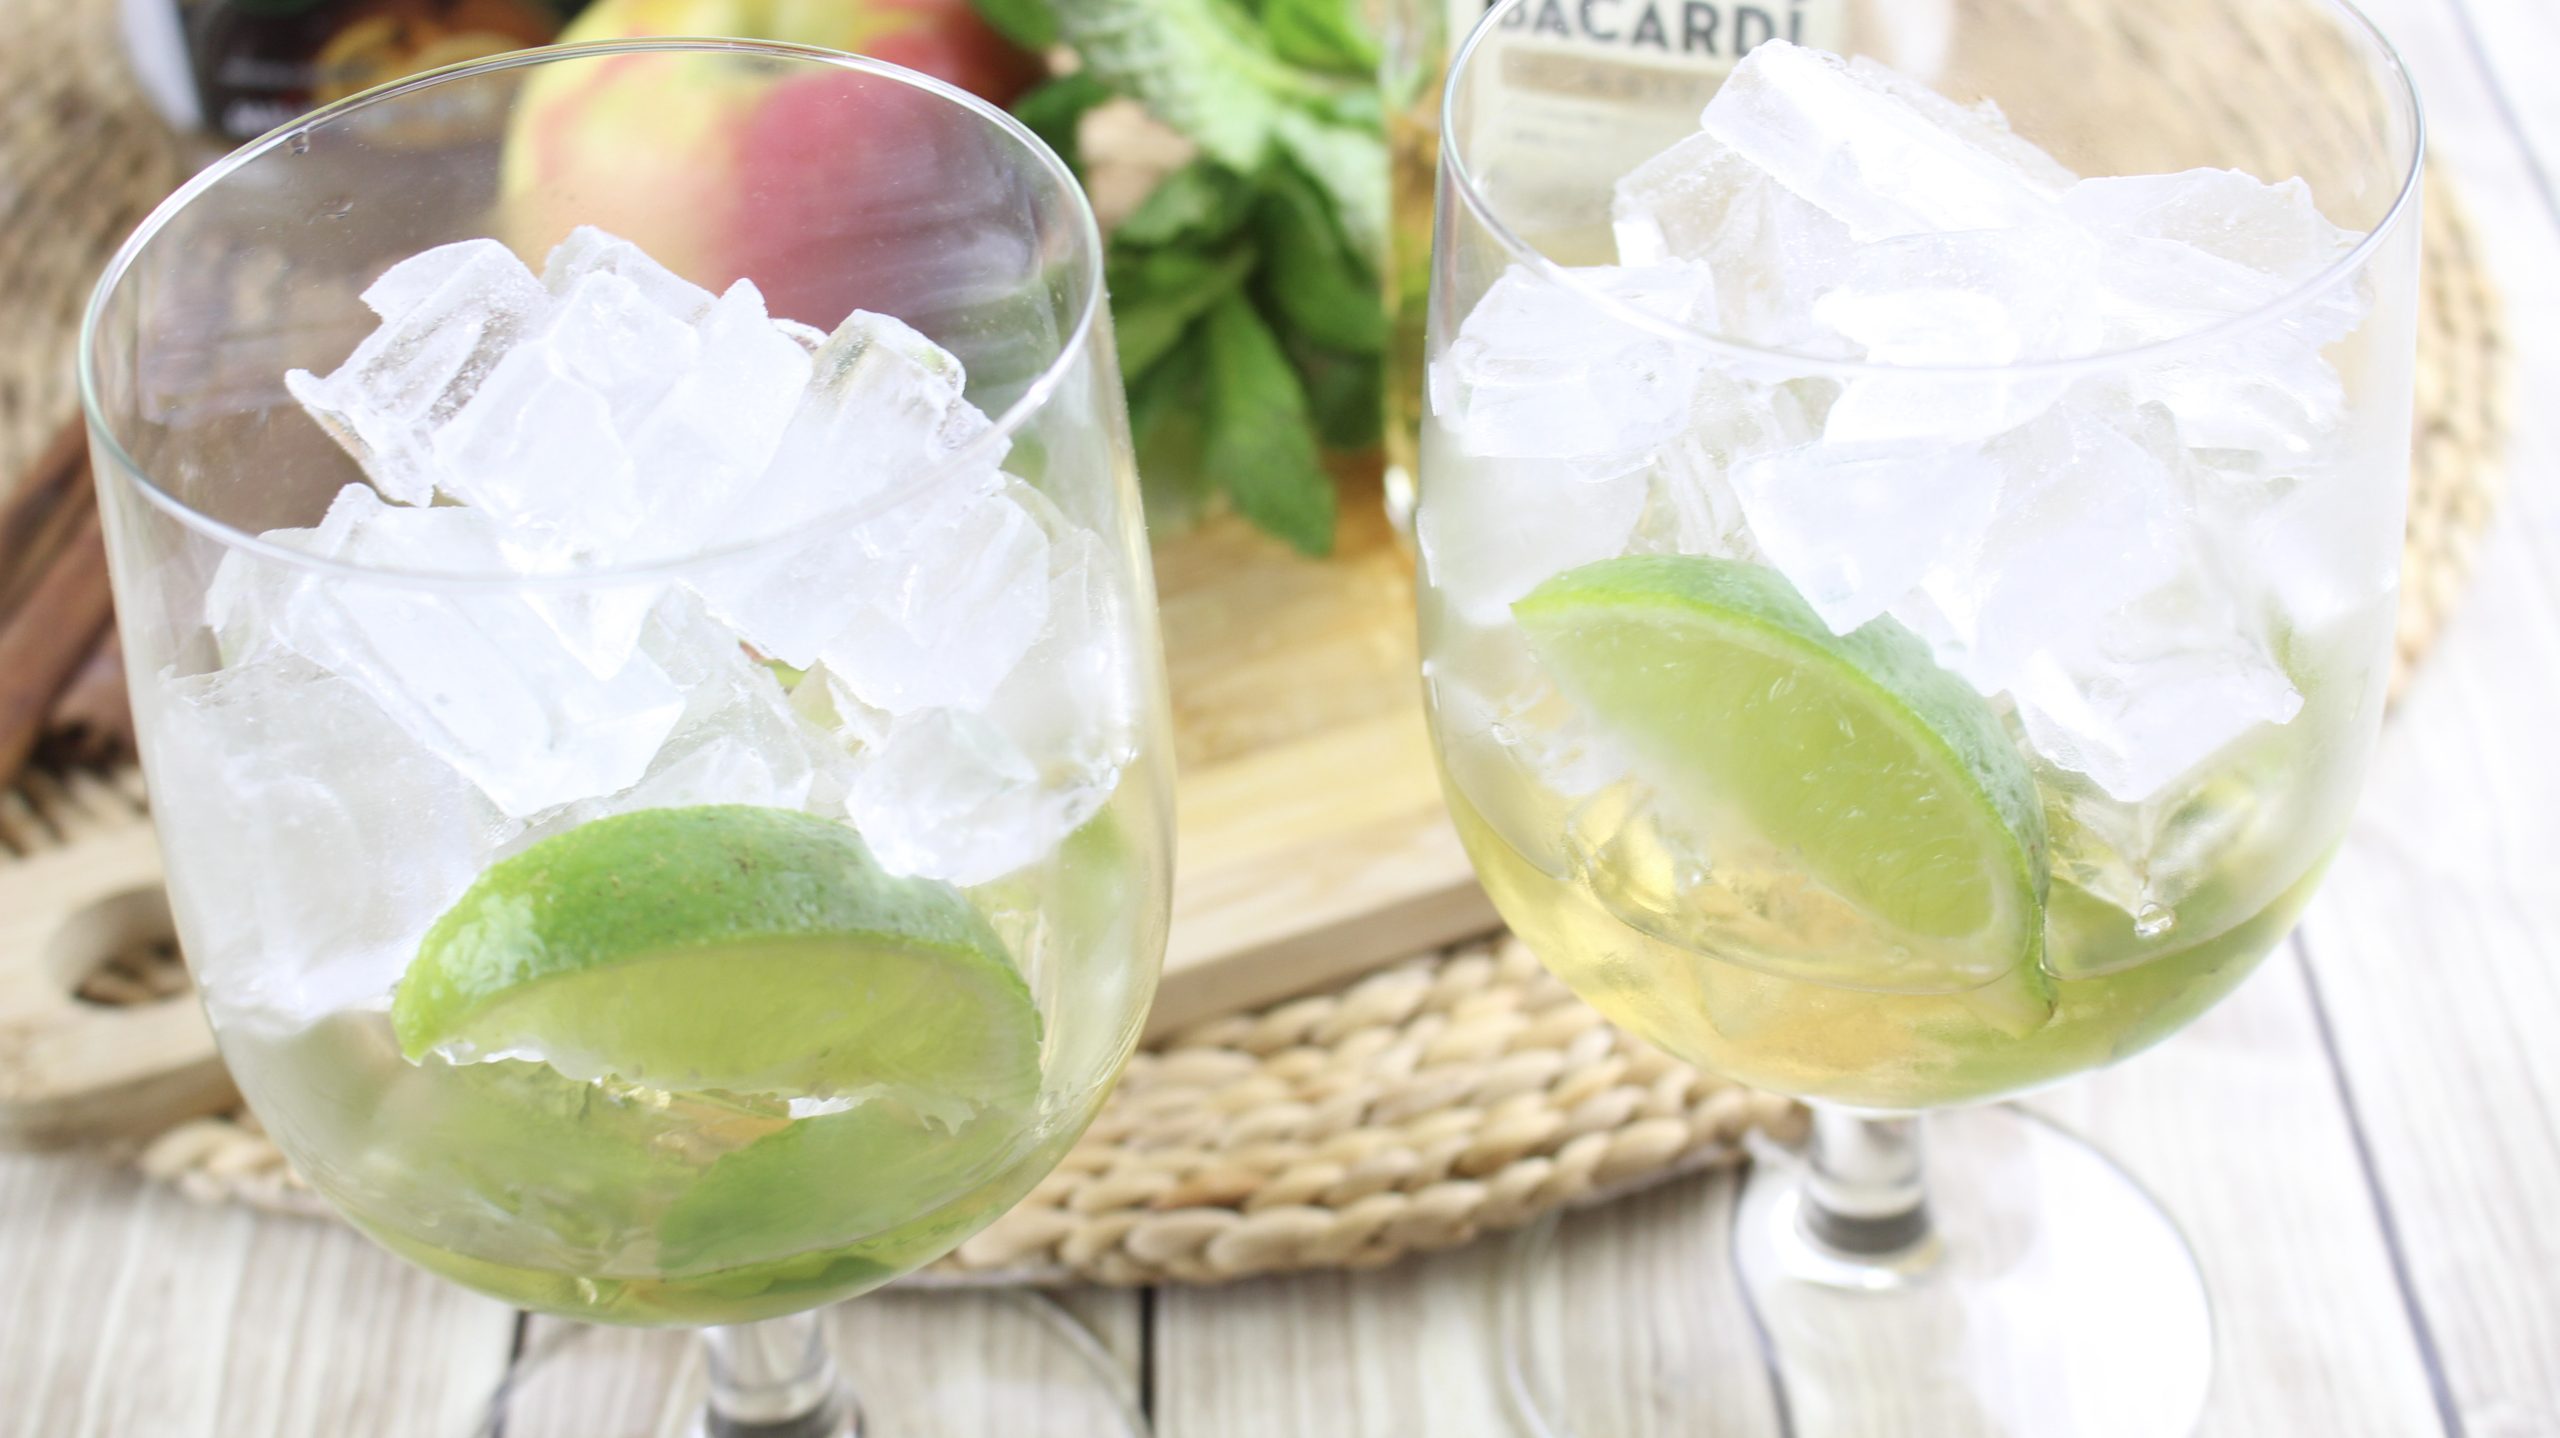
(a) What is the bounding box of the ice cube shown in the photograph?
[2012,574,2302,802]
[2085,237,2290,350]
[219,482,660,683]
[1624,371,1813,562]
[687,312,1016,676]
[684,526,859,677]
[1627,433,1759,561]
[688,471,1038,706]
[1902,404,2191,693]
[288,240,551,506]
[237,485,684,816]
[1735,438,2007,633]
[541,225,719,323]
[1839,56,2080,192]
[815,483,1054,716]
[1814,227,2102,366]
[783,660,891,820]
[515,582,664,682]
[512,595,840,852]
[361,239,517,321]
[2043,760,2263,930]
[1428,263,1719,475]
[2117,293,2359,459]
[204,483,374,661]
[427,316,641,558]
[437,274,806,574]
[1612,133,1859,351]
[1824,369,2079,450]
[1701,41,2071,244]
[1808,229,2099,444]
[1818,278,2038,369]
[973,523,1143,785]
[1431,675,1628,884]
[633,594,832,806]
[617,280,817,560]
[758,309,1004,527]
[2195,462,2399,638]
[150,656,515,1034]
[1429,617,1633,830]
[1416,440,1651,626]
[842,527,1139,886]
[844,708,1045,886]
[2076,216,2364,459]
[540,269,703,413]
[2065,170,2356,286]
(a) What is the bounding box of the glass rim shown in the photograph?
[78,37,1108,595]
[1438,0,2428,381]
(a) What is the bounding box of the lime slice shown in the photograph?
[658,1091,1033,1280]
[1514,556,2049,1003]
[393,806,1040,1104]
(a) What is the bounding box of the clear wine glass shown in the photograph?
[1418,3,2422,1432]
[82,41,1169,1437]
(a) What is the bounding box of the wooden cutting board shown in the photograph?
[0,462,1494,1145]
[1153,466,1496,1033]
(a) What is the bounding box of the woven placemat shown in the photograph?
[131,933,1805,1285]
[2,0,2513,1286]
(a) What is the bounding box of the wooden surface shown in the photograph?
[1153,476,1494,1036]
[4,0,2559,1430]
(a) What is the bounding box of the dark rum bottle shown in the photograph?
[123,0,589,147]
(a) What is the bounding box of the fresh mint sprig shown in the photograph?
[985,0,1387,556]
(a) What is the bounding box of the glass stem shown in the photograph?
[1799,1104,1934,1261]
[702,1312,856,1438]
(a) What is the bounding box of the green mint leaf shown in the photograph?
[1263,0,1381,73]
[971,0,1060,50]
[1011,72,1113,177]
[1291,338,1384,451]
[1203,295,1337,555]
[1130,334,1217,529]
[1053,0,1360,171]
[1117,160,1261,248]
[1107,243,1258,377]
[1255,161,1385,354]
[1271,106,1389,265]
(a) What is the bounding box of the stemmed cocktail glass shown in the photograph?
[83,41,1169,1437]
[1418,3,2423,1432]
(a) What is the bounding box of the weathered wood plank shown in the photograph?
[0,1152,513,1438]
[1151,1238,1539,1438]
[509,1288,1147,1436]
[2289,0,2560,1432]
[1149,956,2443,1438]
[2030,954,2448,1438]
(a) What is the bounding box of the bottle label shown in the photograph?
[1456,0,1843,60]
[1441,0,1848,236]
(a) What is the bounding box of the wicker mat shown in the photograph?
[0,0,2512,1286]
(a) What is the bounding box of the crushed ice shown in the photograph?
[169,227,1137,1026]
[1429,39,2371,812]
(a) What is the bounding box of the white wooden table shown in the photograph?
[7,0,2559,1430]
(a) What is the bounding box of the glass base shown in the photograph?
[484,1289,1151,1438]
[1500,1105,2213,1437]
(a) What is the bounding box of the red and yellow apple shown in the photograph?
[502,0,1047,329]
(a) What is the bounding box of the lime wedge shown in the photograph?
[1515,556,2049,1003]
[393,806,1040,1105]
[658,1092,1031,1279]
